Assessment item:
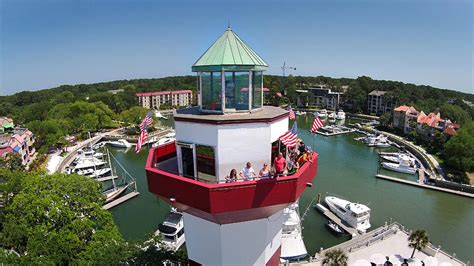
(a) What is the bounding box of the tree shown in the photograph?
[120,106,149,125]
[440,104,470,124]
[322,249,348,266]
[408,229,429,259]
[445,122,474,172]
[379,112,392,127]
[0,172,130,264]
[0,153,24,172]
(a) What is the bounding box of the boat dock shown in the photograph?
[316,127,356,137]
[96,175,118,182]
[102,191,140,210]
[315,203,360,237]
[375,174,474,198]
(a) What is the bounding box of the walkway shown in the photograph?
[298,223,466,266]
[375,174,473,198]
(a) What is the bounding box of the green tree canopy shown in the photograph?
[322,248,348,266]
[408,229,429,259]
[440,104,470,124]
[445,121,474,172]
[0,171,129,264]
[120,106,149,126]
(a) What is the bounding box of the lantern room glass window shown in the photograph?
[201,72,222,111]
[225,72,249,111]
[252,71,263,109]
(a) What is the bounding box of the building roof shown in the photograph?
[418,112,444,128]
[136,90,193,97]
[394,105,418,116]
[368,90,388,96]
[192,27,268,72]
[443,126,458,136]
[0,117,14,129]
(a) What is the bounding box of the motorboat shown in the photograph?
[381,156,417,174]
[326,220,345,235]
[89,168,112,179]
[381,153,414,164]
[325,196,371,233]
[328,112,336,119]
[318,109,328,118]
[71,157,107,171]
[365,134,388,147]
[92,142,106,150]
[103,181,129,203]
[152,136,176,148]
[154,110,168,120]
[108,139,132,148]
[155,208,185,252]
[374,141,391,148]
[336,109,346,120]
[280,202,308,262]
[76,149,105,159]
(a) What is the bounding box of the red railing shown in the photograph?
[145,142,318,221]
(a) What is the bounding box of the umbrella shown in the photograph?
[353,259,371,266]
[370,253,386,265]
[423,256,439,266]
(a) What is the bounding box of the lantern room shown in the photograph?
[192,27,268,113]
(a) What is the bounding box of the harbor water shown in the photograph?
[109,114,474,262]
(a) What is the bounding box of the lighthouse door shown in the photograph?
[180,146,195,178]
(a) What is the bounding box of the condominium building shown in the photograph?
[393,105,419,134]
[136,90,193,109]
[297,85,344,110]
[367,90,393,115]
[0,126,36,166]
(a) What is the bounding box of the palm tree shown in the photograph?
[408,229,429,258]
[323,249,348,266]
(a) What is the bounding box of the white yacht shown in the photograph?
[154,110,168,120]
[280,202,308,262]
[152,136,176,148]
[89,168,112,179]
[155,209,185,252]
[336,109,346,120]
[324,196,371,233]
[70,157,107,171]
[108,139,132,148]
[76,149,105,159]
[381,155,417,174]
[365,134,388,147]
[318,109,328,118]
[381,153,414,164]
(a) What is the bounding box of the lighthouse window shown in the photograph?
[252,71,263,109]
[196,145,216,183]
[201,72,222,111]
[231,72,250,110]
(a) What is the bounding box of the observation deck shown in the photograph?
[145,142,318,224]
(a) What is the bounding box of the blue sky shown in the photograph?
[1,0,472,95]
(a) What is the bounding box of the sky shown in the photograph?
[0,0,473,96]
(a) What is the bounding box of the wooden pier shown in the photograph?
[316,128,356,137]
[315,203,360,237]
[102,191,140,210]
[96,175,118,182]
[375,174,474,198]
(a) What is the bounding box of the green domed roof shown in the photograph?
[192,28,268,72]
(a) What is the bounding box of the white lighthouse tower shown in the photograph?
[146,27,318,265]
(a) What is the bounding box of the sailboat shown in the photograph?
[103,149,130,203]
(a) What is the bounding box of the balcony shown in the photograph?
[145,142,318,224]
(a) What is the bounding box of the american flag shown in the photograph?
[279,130,297,148]
[311,115,324,133]
[139,112,153,131]
[288,108,296,120]
[135,129,148,153]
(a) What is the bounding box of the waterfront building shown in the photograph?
[0,117,14,133]
[145,27,318,265]
[136,90,193,109]
[296,85,344,110]
[0,127,36,166]
[393,105,419,134]
[367,90,393,115]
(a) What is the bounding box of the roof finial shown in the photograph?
[227,20,231,30]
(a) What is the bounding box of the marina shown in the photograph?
[314,203,360,237]
[109,115,474,263]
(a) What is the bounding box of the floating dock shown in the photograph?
[315,203,360,237]
[102,191,140,210]
[375,174,473,198]
[96,175,118,182]
[316,127,356,137]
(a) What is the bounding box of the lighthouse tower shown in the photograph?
[145,28,318,265]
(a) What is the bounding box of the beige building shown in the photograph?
[136,90,193,109]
